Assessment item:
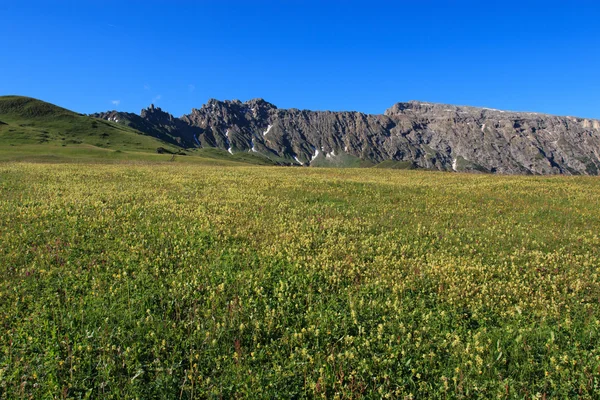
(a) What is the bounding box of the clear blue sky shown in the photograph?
[1,1,599,118]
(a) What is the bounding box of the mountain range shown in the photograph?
[2,94,599,174]
[92,98,600,174]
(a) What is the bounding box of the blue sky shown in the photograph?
[1,1,599,118]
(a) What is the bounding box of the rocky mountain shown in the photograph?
[92,99,600,174]
[91,104,202,148]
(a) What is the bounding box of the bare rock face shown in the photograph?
[92,99,600,174]
[383,101,600,174]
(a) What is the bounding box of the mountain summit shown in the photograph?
[91,99,600,174]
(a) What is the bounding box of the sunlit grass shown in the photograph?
[1,163,599,398]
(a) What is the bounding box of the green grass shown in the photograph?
[373,160,417,170]
[194,147,283,166]
[310,151,374,168]
[454,156,489,173]
[0,96,178,152]
[1,162,599,398]
[0,96,279,167]
[0,144,283,166]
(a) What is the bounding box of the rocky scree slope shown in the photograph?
[93,99,600,174]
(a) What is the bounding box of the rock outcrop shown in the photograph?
[92,99,600,174]
[91,105,201,148]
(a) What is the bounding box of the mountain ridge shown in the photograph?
[91,98,600,174]
[0,96,279,166]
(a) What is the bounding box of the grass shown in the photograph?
[373,160,417,170]
[0,96,177,152]
[0,144,281,166]
[0,96,279,167]
[310,152,374,168]
[1,163,599,398]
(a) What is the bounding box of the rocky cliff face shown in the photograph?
[383,102,600,174]
[92,99,600,174]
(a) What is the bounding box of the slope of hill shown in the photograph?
[0,96,178,151]
[91,104,201,148]
[0,96,279,166]
[94,98,600,174]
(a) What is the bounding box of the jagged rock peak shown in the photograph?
[142,103,165,113]
[141,104,174,122]
[194,98,275,110]
[245,98,277,110]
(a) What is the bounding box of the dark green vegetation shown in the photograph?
[373,160,417,170]
[1,163,599,398]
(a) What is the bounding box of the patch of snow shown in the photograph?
[344,146,348,152]
[311,149,320,162]
[452,158,458,171]
[250,139,257,152]
[115,119,119,123]
[293,156,303,165]
[481,124,486,132]
[194,135,200,146]
[263,125,272,136]
[224,129,232,154]
[325,150,336,159]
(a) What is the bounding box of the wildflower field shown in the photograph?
[1,162,599,399]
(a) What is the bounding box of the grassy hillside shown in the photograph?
[310,151,374,168]
[373,160,417,170]
[0,96,278,166]
[195,147,290,166]
[1,163,599,398]
[0,96,179,151]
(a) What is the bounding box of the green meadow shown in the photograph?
[1,163,599,398]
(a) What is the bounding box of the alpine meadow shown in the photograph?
[4,1,600,398]
[1,163,599,398]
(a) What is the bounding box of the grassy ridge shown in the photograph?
[0,96,279,166]
[1,164,599,398]
[373,160,417,170]
[0,144,282,166]
[0,96,177,152]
